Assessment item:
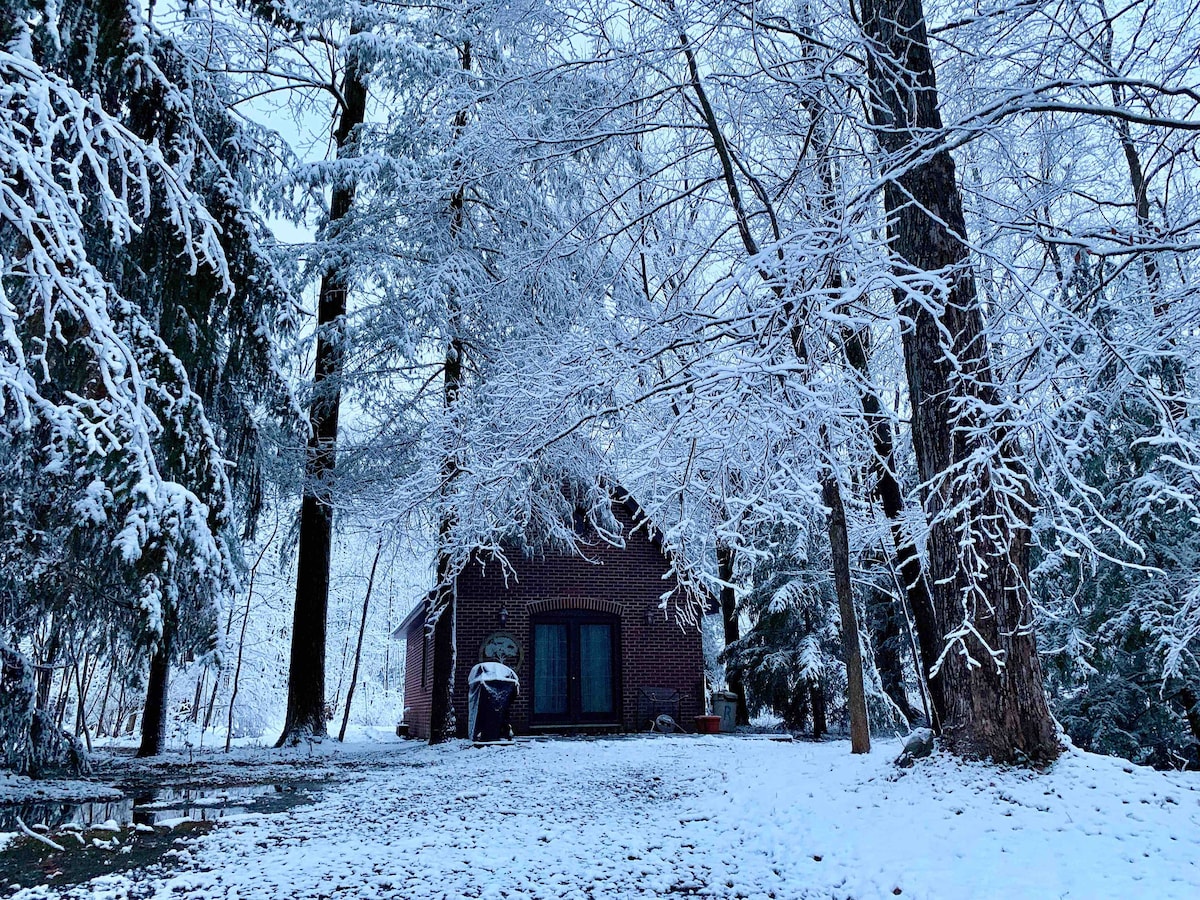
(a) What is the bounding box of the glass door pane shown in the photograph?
[579,624,614,714]
[533,624,568,715]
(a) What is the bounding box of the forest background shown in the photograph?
[1,0,1198,773]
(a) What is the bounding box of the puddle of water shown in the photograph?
[1,783,312,832]
[0,799,132,835]
[0,781,320,893]
[129,783,310,826]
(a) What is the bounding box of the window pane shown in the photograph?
[533,624,568,715]
[580,624,614,714]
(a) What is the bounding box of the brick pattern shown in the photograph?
[402,623,431,738]
[402,503,706,738]
[526,597,624,616]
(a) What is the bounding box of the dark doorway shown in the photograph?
[530,612,620,726]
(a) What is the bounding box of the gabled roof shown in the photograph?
[387,485,718,642]
[393,594,430,639]
[612,486,720,616]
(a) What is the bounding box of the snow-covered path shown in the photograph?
[13,735,1200,900]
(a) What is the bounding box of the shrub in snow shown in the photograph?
[895,728,935,768]
[27,710,89,778]
[0,644,88,776]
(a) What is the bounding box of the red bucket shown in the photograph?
[694,715,722,734]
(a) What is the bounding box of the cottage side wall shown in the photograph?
[402,613,432,740]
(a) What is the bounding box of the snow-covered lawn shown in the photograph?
[10,735,1200,900]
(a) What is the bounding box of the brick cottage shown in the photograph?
[400,493,709,738]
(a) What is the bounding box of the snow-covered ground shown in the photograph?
[7,734,1200,899]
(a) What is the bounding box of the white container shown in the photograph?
[711,691,738,733]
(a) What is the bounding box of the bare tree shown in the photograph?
[428,39,473,746]
[857,0,1058,761]
[677,19,871,751]
[278,27,369,747]
[338,538,384,742]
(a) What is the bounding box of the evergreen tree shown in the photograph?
[1035,254,1200,768]
[0,0,295,761]
[727,523,842,735]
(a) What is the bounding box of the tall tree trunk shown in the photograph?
[74,654,98,746]
[859,0,1058,762]
[72,660,91,751]
[791,22,946,725]
[277,37,369,747]
[35,626,59,711]
[190,672,205,725]
[112,684,126,739]
[823,475,871,753]
[137,629,172,757]
[427,330,463,743]
[95,667,114,737]
[203,673,220,733]
[427,578,458,743]
[1178,685,1200,769]
[716,542,750,725]
[339,539,383,742]
[54,663,70,729]
[428,40,473,746]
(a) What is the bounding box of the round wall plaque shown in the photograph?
[479,630,523,668]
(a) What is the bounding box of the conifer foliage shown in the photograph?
[0,0,294,762]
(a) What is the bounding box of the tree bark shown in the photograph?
[339,539,383,742]
[203,673,220,733]
[35,626,59,712]
[190,672,205,725]
[859,0,1058,762]
[112,684,126,739]
[716,542,750,725]
[823,476,871,753]
[54,663,70,729]
[137,630,171,757]
[277,36,369,747]
[427,582,458,743]
[427,328,463,743]
[95,667,114,737]
[72,660,92,752]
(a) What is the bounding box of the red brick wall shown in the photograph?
[403,501,706,738]
[402,611,431,739]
